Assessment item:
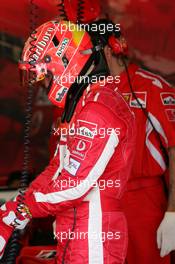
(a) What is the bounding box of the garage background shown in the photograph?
[0,0,175,187]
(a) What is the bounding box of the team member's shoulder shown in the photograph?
[135,67,172,90]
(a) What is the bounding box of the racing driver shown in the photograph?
[0,19,136,263]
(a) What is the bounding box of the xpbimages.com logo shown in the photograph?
[60,21,120,35]
[53,178,121,191]
[54,230,121,242]
[53,127,121,139]
[55,74,120,87]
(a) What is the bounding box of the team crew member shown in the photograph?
[0,20,136,263]
[94,19,175,264]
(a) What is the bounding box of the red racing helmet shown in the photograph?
[18,20,93,108]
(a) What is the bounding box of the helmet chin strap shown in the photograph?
[61,49,110,123]
[80,43,104,55]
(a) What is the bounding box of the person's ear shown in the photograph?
[104,45,112,62]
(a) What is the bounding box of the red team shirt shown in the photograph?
[119,64,175,179]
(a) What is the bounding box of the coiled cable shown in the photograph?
[77,0,85,23]
[57,0,68,20]
[4,1,38,263]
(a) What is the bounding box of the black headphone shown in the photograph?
[87,19,128,56]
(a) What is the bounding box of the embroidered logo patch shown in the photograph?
[64,158,81,176]
[71,137,92,160]
[165,109,175,122]
[130,92,147,108]
[160,93,175,105]
[77,120,97,139]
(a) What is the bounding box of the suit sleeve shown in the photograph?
[29,153,59,191]
[24,102,125,217]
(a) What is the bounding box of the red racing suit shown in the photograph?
[23,81,136,264]
[119,64,175,264]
